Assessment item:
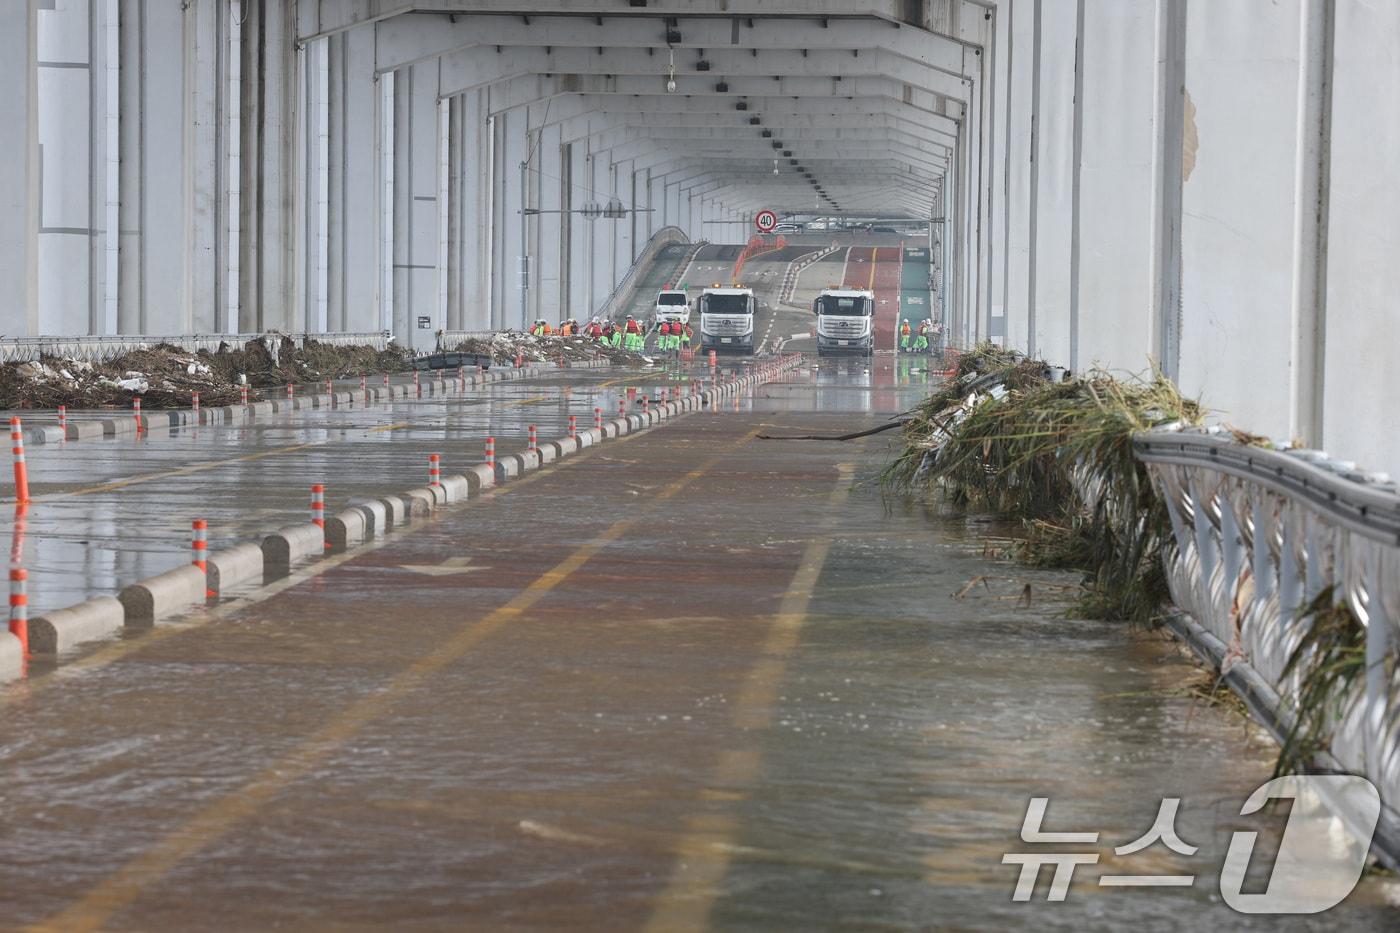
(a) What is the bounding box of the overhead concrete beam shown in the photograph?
[299,2,931,41]
[368,12,975,78]
[433,45,969,106]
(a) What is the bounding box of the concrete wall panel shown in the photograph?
[1177,1,1301,440]
[1323,0,1400,475]
[1075,0,1157,375]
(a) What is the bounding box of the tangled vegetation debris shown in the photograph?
[884,342,1203,622]
[452,331,648,365]
[0,336,410,410]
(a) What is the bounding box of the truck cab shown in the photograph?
[652,288,690,326]
[697,286,756,353]
[812,288,875,357]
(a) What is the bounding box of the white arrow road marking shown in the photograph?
[399,556,488,576]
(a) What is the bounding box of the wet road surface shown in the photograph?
[1,367,698,616]
[1,357,1395,930]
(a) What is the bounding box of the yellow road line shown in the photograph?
[29,427,758,933]
[644,462,853,933]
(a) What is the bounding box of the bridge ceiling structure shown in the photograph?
[300,1,990,218]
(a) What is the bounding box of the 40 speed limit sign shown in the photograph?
[754,210,778,233]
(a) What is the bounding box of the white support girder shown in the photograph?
[432,45,968,111]
[298,1,935,42]
[367,12,977,79]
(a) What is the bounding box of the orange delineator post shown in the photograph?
[413,370,421,397]
[568,415,577,438]
[429,454,442,488]
[9,567,27,656]
[10,418,29,503]
[326,379,334,406]
[192,392,200,417]
[58,405,67,435]
[191,519,208,573]
[528,425,538,453]
[311,485,325,531]
[240,385,249,407]
[133,397,143,433]
[594,407,603,429]
[485,437,495,470]
[618,398,626,418]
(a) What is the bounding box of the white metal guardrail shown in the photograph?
[779,243,842,308]
[0,331,393,364]
[1134,428,1400,864]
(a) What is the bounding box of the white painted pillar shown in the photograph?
[0,1,38,338]
[534,123,564,321]
[299,37,330,333]
[36,0,96,335]
[327,27,380,333]
[118,0,191,334]
[239,0,299,333]
[391,62,441,350]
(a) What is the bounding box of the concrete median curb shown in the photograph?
[262,524,326,580]
[347,497,389,536]
[375,495,408,530]
[463,463,494,495]
[440,475,471,504]
[30,596,126,654]
[207,543,264,595]
[119,564,208,627]
[326,509,367,552]
[398,488,436,519]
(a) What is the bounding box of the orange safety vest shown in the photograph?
[900,322,911,336]
[625,320,640,334]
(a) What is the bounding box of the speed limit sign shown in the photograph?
[754,210,778,233]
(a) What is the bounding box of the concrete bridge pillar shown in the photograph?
[326,28,380,334]
[238,0,298,334]
[391,62,440,351]
[0,1,38,340]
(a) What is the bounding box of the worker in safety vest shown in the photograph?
[529,320,543,337]
[900,319,912,352]
[607,322,622,348]
[657,321,671,354]
[681,323,693,351]
[913,319,930,353]
[624,316,642,352]
[586,318,603,340]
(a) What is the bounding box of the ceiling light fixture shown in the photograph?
[666,48,676,93]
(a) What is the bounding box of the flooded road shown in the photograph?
[0,356,1394,930]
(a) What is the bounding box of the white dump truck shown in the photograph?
[813,288,875,357]
[697,285,755,353]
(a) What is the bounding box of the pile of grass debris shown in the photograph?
[0,336,411,410]
[453,331,647,364]
[885,342,1203,621]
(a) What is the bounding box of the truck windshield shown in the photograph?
[816,296,871,316]
[702,294,751,315]
[657,293,687,306]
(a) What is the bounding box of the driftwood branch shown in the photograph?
[756,420,908,441]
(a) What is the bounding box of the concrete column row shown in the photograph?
[0,3,734,346]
